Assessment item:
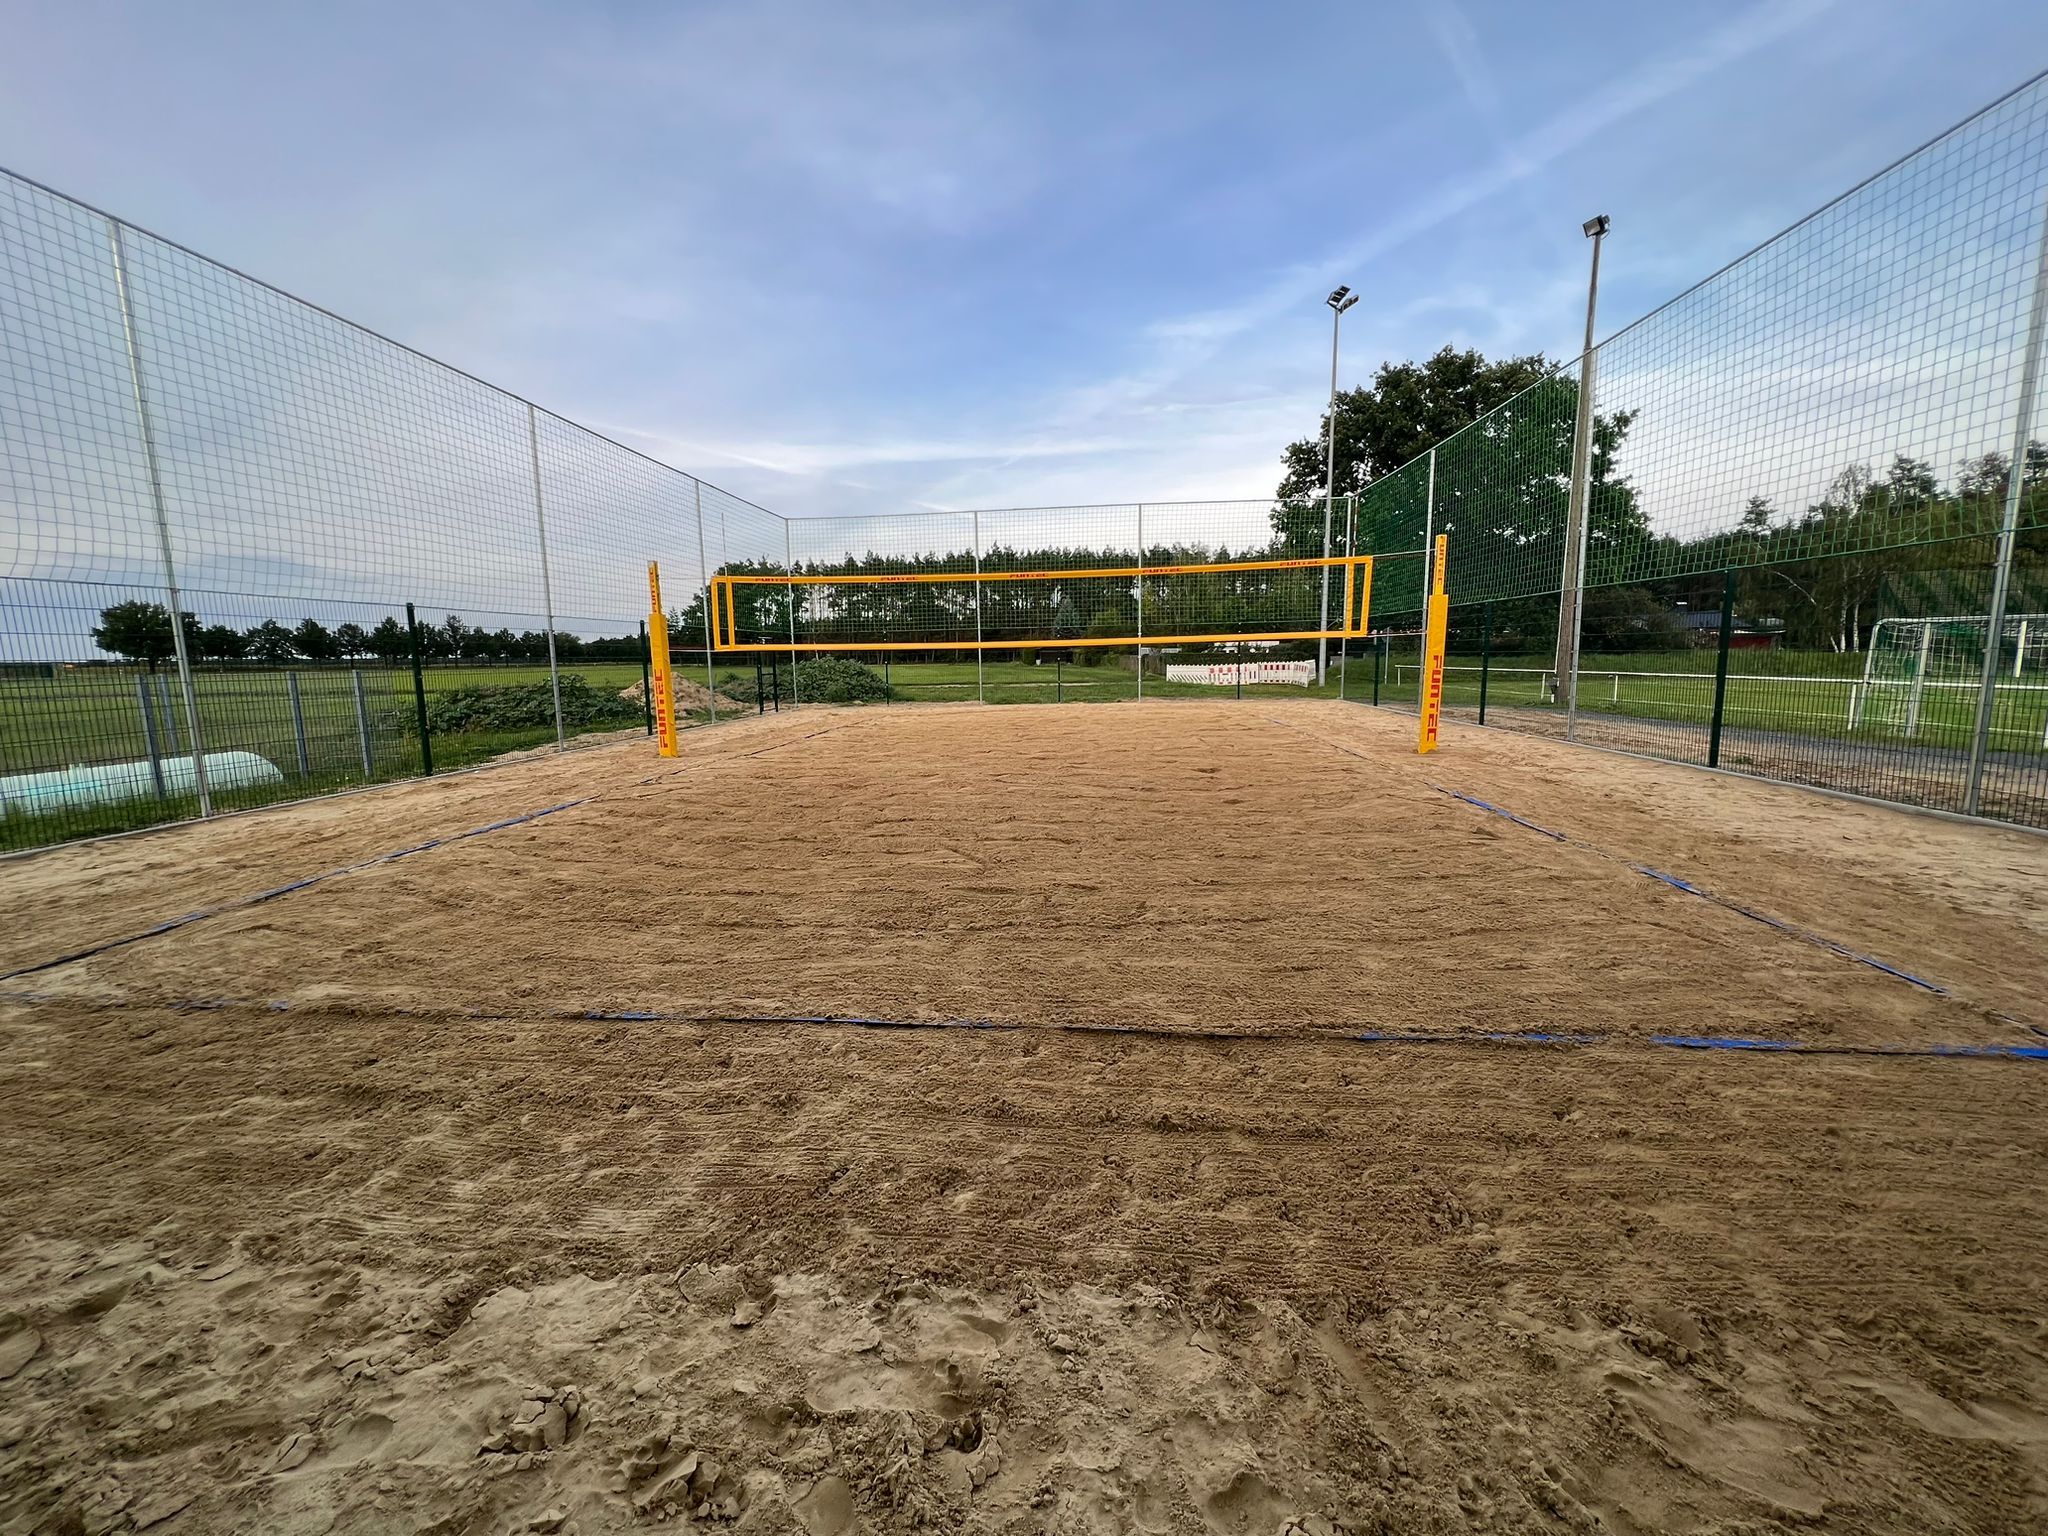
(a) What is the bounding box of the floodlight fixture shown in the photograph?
[1583,214,1610,239]
[1326,285,1357,312]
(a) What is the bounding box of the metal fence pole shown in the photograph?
[525,404,566,752]
[640,620,654,735]
[1556,221,1606,731]
[1478,602,1492,725]
[1373,637,1382,706]
[1135,503,1145,700]
[406,602,433,776]
[286,669,310,777]
[973,507,985,703]
[351,669,374,778]
[156,672,179,752]
[107,218,210,816]
[1965,191,2048,815]
[693,480,719,722]
[783,520,800,707]
[135,676,167,802]
[1338,493,1357,701]
[1708,569,1736,768]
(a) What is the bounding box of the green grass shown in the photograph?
[1373,651,2048,751]
[850,651,2046,749]
[6,649,2041,852]
[0,661,655,851]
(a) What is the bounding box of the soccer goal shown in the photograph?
[1849,614,2048,742]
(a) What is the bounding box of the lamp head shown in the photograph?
[1582,214,1610,239]
[1326,285,1356,312]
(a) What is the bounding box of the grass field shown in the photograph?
[6,649,2045,851]
[0,662,658,850]
[4,702,2046,1533]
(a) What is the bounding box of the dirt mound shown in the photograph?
[618,677,750,716]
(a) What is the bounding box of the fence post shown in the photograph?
[156,672,179,753]
[1373,637,1382,706]
[1556,224,1606,734]
[973,507,985,703]
[1966,189,2048,816]
[784,521,800,708]
[351,669,374,778]
[1478,603,1492,725]
[108,217,211,817]
[1708,568,1736,768]
[1057,657,1063,703]
[640,620,654,736]
[755,657,765,715]
[692,479,719,722]
[525,404,566,752]
[135,676,168,802]
[1135,503,1145,700]
[406,603,433,776]
[286,669,310,777]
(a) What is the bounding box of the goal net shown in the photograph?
[1851,613,2048,740]
[708,553,1382,654]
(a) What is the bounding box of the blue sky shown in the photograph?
[3,0,2044,525]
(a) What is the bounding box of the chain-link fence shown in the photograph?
[1349,71,2048,829]
[1,168,771,850]
[8,72,2047,848]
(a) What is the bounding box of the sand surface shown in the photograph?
[3,701,2046,1533]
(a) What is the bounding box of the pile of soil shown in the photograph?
[618,677,751,716]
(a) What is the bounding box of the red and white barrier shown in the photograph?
[1162,660,1316,688]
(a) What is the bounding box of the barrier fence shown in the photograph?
[1341,71,2048,828]
[6,70,2048,846]
[0,164,771,849]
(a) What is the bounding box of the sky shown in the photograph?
[4,0,2043,532]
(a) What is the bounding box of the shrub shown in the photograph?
[721,656,892,705]
[420,674,641,735]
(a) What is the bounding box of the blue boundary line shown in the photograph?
[0,717,856,986]
[1427,783,1953,996]
[1258,713,2038,1035]
[0,798,589,983]
[3,993,2043,1061]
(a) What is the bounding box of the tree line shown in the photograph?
[89,603,650,669]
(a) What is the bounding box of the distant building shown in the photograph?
[1673,608,1784,650]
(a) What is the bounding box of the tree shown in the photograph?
[198,624,248,662]
[244,619,296,664]
[368,616,409,662]
[292,618,338,661]
[1276,346,1554,502]
[92,601,198,669]
[334,622,369,659]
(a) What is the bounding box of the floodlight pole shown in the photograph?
[1318,291,1353,685]
[1965,191,2048,814]
[1556,216,1608,740]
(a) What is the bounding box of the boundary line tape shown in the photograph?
[3,993,2044,1062]
[1258,714,2003,1017]
[0,715,857,986]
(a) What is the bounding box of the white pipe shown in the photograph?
[0,752,283,821]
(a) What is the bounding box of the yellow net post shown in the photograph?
[1417,535,1449,755]
[648,561,679,758]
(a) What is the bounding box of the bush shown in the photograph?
[721,656,892,705]
[420,674,641,735]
